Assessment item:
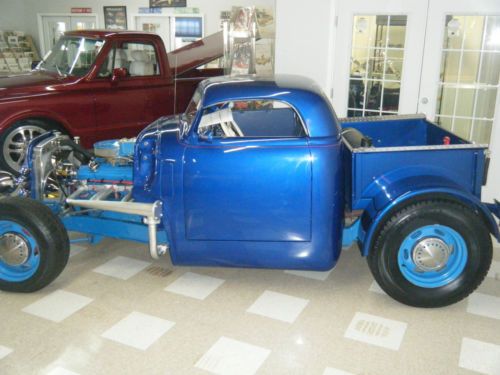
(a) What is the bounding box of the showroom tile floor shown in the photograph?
[0,237,499,375]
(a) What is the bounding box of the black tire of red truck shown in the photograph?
[367,200,492,308]
[0,197,70,292]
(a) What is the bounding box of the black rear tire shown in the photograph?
[0,197,69,292]
[367,200,492,307]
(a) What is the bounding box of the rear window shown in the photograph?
[197,100,306,138]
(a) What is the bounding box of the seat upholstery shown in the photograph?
[114,49,128,70]
[129,50,154,76]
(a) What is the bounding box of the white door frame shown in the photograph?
[37,13,99,56]
[331,0,429,117]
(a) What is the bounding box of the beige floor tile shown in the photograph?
[92,256,151,280]
[22,290,93,323]
[459,337,500,375]
[0,345,13,360]
[101,311,175,350]
[0,240,499,374]
[195,336,270,375]
[246,290,309,323]
[164,271,225,300]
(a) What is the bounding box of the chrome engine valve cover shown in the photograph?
[412,238,452,272]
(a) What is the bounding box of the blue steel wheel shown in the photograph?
[397,225,468,288]
[0,197,69,292]
[367,200,492,308]
[0,221,40,282]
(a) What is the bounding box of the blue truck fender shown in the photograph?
[359,187,500,257]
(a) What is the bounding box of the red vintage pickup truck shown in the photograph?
[0,30,223,173]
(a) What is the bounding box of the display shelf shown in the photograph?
[0,31,40,75]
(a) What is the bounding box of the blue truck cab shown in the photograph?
[0,75,498,307]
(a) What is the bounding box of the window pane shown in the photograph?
[440,51,461,82]
[122,42,160,76]
[436,86,457,116]
[454,88,476,118]
[475,89,498,119]
[348,80,364,109]
[459,51,481,83]
[382,82,400,112]
[440,51,460,83]
[436,116,453,132]
[352,16,376,49]
[375,16,389,48]
[471,120,493,144]
[453,118,472,139]
[443,16,465,50]
[436,14,500,144]
[199,100,306,138]
[484,16,500,51]
[386,49,404,80]
[463,16,485,51]
[387,18,407,48]
[350,48,368,78]
[366,51,385,79]
[365,80,382,111]
[478,52,500,85]
[347,14,407,117]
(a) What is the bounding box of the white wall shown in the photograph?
[274,0,335,94]
[19,0,274,51]
[4,0,339,95]
[0,1,27,31]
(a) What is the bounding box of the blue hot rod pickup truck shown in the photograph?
[0,75,499,307]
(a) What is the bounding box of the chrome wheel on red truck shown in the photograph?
[368,200,492,307]
[0,120,56,174]
[0,197,69,292]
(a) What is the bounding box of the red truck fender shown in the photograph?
[0,109,73,136]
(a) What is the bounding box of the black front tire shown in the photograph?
[0,197,69,292]
[367,200,492,307]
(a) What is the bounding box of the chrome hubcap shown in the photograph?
[412,237,452,272]
[3,125,45,171]
[0,233,30,266]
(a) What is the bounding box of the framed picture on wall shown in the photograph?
[103,6,128,30]
[150,0,187,8]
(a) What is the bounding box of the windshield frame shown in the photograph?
[38,36,105,77]
[182,88,203,136]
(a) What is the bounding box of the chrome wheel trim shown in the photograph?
[3,125,45,171]
[412,237,452,272]
[0,232,30,266]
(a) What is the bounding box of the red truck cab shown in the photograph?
[0,30,223,173]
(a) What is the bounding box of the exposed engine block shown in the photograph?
[6,133,136,202]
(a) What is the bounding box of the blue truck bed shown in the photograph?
[340,115,489,213]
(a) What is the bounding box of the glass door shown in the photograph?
[40,14,98,56]
[332,0,500,201]
[418,0,500,201]
[41,16,71,56]
[70,16,96,31]
[347,15,408,117]
[331,0,428,117]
